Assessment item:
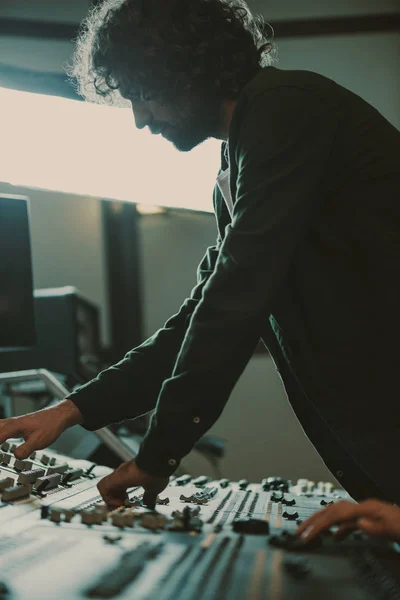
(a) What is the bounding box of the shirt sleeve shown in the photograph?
[135,86,340,476]
[67,234,221,431]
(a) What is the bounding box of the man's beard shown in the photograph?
[166,92,224,152]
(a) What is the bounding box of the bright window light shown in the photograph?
[0,87,222,212]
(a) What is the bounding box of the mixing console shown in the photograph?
[0,438,398,599]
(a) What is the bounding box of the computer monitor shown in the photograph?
[0,193,36,350]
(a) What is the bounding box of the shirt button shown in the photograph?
[193,417,200,424]
[336,470,344,478]
[168,459,177,466]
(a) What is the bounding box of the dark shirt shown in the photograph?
[68,66,400,503]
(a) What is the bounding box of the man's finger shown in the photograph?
[14,441,35,460]
[333,520,357,541]
[296,500,384,540]
[0,422,23,445]
[142,488,159,510]
[357,517,387,538]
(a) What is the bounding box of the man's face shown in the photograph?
[129,89,225,151]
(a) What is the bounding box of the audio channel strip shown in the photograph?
[0,438,398,600]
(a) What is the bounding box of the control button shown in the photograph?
[1,454,11,465]
[168,459,177,466]
[261,477,290,492]
[50,509,63,524]
[284,557,311,578]
[193,417,200,424]
[29,452,37,460]
[40,455,50,465]
[175,474,192,486]
[61,468,84,484]
[49,457,57,466]
[18,468,45,484]
[232,517,269,535]
[14,459,33,472]
[112,513,126,528]
[41,506,50,519]
[81,510,104,526]
[2,484,31,502]
[47,464,69,475]
[141,512,167,531]
[282,510,299,521]
[238,479,249,490]
[1,442,10,452]
[320,499,334,506]
[282,497,296,506]
[0,478,14,492]
[325,482,334,494]
[64,510,76,523]
[270,492,284,503]
[219,478,230,488]
[192,475,209,487]
[34,473,62,492]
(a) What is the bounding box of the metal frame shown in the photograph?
[0,368,135,462]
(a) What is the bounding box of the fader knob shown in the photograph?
[47,464,69,475]
[238,479,249,490]
[271,492,284,503]
[64,510,75,523]
[18,468,45,484]
[175,475,192,486]
[232,518,269,535]
[282,510,299,521]
[282,497,296,506]
[14,459,33,472]
[320,499,334,506]
[50,509,63,524]
[61,468,83,484]
[0,478,14,492]
[2,484,31,502]
[325,482,334,494]
[219,479,230,488]
[1,442,10,452]
[192,475,209,487]
[34,473,61,492]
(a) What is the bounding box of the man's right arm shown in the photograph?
[66,238,221,431]
[0,242,220,458]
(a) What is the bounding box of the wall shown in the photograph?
[0,182,110,346]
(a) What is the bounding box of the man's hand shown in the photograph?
[97,459,169,510]
[296,499,400,542]
[0,399,83,459]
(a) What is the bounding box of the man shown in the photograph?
[1,0,400,539]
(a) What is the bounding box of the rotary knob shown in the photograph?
[282,510,299,521]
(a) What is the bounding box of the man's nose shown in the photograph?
[131,102,151,130]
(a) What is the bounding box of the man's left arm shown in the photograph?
[110,87,341,495]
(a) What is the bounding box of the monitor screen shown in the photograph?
[0,193,36,349]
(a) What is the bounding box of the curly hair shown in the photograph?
[67,0,278,107]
